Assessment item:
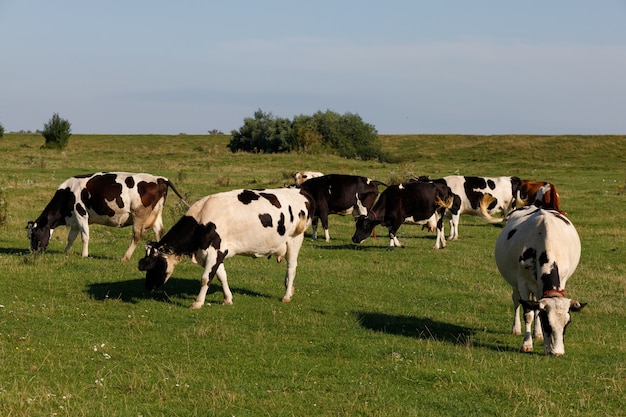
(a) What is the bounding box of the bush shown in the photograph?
[0,122,4,139]
[42,113,71,149]
[229,109,388,161]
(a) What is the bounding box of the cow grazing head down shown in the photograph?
[138,188,312,308]
[495,206,585,356]
[138,243,179,291]
[520,294,586,356]
[26,172,186,261]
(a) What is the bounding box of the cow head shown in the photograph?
[26,221,51,253]
[138,242,178,291]
[352,214,376,244]
[520,296,587,356]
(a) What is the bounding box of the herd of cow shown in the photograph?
[26,170,585,356]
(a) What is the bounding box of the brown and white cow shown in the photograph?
[298,174,386,242]
[495,205,586,355]
[27,172,187,261]
[291,171,324,186]
[426,176,522,240]
[351,180,454,250]
[521,180,566,215]
[138,188,313,308]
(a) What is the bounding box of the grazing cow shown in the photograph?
[298,174,386,242]
[291,171,324,186]
[495,206,586,355]
[425,175,522,240]
[351,181,454,250]
[138,188,313,309]
[27,172,187,261]
[521,180,566,215]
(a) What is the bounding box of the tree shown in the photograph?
[42,113,71,149]
[228,109,388,161]
[0,121,4,138]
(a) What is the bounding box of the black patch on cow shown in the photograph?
[238,189,259,204]
[288,205,294,223]
[277,212,286,236]
[259,213,273,228]
[82,173,124,215]
[75,203,87,217]
[155,216,220,255]
[507,229,517,240]
[519,247,536,264]
[137,180,164,208]
[141,255,168,291]
[538,250,549,266]
[487,179,496,190]
[486,196,498,211]
[463,177,488,210]
[209,249,228,280]
[540,263,561,293]
[74,173,94,179]
[260,192,281,208]
[125,176,135,189]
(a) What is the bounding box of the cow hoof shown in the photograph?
[520,346,534,353]
[222,299,233,305]
[190,302,204,309]
[281,297,292,303]
[386,246,394,251]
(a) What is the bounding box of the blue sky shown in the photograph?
[1,1,625,134]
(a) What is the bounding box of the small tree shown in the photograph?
[42,113,71,149]
[0,121,4,139]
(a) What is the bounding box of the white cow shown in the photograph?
[495,205,586,355]
[138,188,313,308]
[427,176,522,240]
[291,171,324,186]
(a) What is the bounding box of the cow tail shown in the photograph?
[164,180,191,207]
[479,193,503,223]
[435,195,454,209]
[295,211,309,235]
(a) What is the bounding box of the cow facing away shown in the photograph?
[138,188,313,309]
[352,181,454,250]
[495,206,586,355]
[298,174,386,242]
[521,180,566,215]
[291,171,324,186]
[426,175,522,241]
[27,172,187,261]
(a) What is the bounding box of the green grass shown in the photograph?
[1,133,625,416]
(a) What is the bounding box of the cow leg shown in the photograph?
[282,234,304,302]
[191,251,228,309]
[433,213,447,250]
[122,222,144,262]
[311,217,319,240]
[511,289,522,335]
[448,214,460,240]
[533,310,544,341]
[521,305,535,353]
[65,226,80,254]
[320,215,331,242]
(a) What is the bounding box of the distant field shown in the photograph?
[0,133,624,416]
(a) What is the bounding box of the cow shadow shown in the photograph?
[0,247,31,255]
[354,311,517,352]
[86,277,272,306]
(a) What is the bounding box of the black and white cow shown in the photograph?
[351,181,454,250]
[138,188,313,309]
[495,205,586,355]
[27,172,187,261]
[298,174,386,242]
[426,175,522,240]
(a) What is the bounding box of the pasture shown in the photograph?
[0,133,625,416]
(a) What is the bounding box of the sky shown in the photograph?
[1,1,625,135]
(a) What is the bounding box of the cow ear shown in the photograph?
[570,301,587,312]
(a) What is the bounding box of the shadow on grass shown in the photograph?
[86,276,272,306]
[355,311,517,352]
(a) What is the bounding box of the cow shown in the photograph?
[494,205,586,355]
[521,180,566,215]
[27,172,187,261]
[298,174,386,242]
[291,171,324,186]
[137,188,313,309]
[351,181,454,250]
[423,175,522,241]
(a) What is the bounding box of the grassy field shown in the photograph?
[0,133,625,416]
